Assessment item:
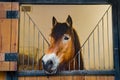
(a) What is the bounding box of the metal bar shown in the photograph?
[107,10,110,69]
[68,62,70,71]
[28,17,30,68]
[83,46,85,70]
[88,39,90,69]
[37,32,40,68]
[102,18,105,69]
[24,11,50,46]
[19,1,108,5]
[22,11,26,70]
[78,51,80,70]
[42,37,44,55]
[32,23,35,70]
[97,25,100,69]
[80,6,111,49]
[73,57,76,70]
[93,33,95,69]
[18,70,115,76]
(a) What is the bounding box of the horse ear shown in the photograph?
[66,15,72,27]
[52,16,57,27]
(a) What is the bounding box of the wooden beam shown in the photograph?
[0,61,17,71]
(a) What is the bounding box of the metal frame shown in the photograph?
[2,0,119,80]
[18,70,115,76]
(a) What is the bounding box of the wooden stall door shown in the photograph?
[0,2,19,80]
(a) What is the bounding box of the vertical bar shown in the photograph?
[102,18,105,69]
[93,32,95,69]
[107,11,110,69]
[32,23,35,70]
[97,25,100,69]
[37,32,40,68]
[69,62,70,71]
[28,17,30,68]
[42,37,44,55]
[78,51,80,70]
[111,2,120,80]
[83,45,85,70]
[22,11,25,70]
[88,39,90,69]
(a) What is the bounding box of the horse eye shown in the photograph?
[64,36,69,40]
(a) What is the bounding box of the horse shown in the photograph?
[42,15,84,74]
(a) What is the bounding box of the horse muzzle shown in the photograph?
[42,53,59,74]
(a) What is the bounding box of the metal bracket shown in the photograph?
[5,53,18,61]
[6,11,19,19]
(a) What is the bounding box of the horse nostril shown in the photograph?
[45,60,53,70]
[48,60,53,65]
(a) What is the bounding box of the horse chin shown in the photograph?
[44,69,57,74]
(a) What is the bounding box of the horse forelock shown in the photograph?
[51,23,72,41]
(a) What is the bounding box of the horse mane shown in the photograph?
[73,28,84,70]
[73,28,80,54]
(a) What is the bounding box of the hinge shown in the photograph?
[6,11,19,19]
[5,53,18,61]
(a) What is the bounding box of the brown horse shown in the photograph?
[42,15,83,74]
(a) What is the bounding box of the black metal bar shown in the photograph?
[18,70,115,76]
[19,1,108,5]
[6,11,19,19]
[5,53,18,61]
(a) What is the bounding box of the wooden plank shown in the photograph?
[0,19,11,53]
[0,19,18,53]
[0,2,19,11]
[49,76,60,80]
[107,76,114,80]
[85,76,92,80]
[0,53,5,61]
[0,11,6,19]
[0,2,11,11]
[11,2,19,10]
[0,62,9,71]
[96,76,105,80]
[73,76,85,80]
[19,77,25,80]
[0,72,6,80]
[9,62,17,71]
[38,76,48,80]
[90,76,97,80]
[0,61,17,71]
[11,19,18,52]
[60,76,73,80]
[25,77,37,80]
